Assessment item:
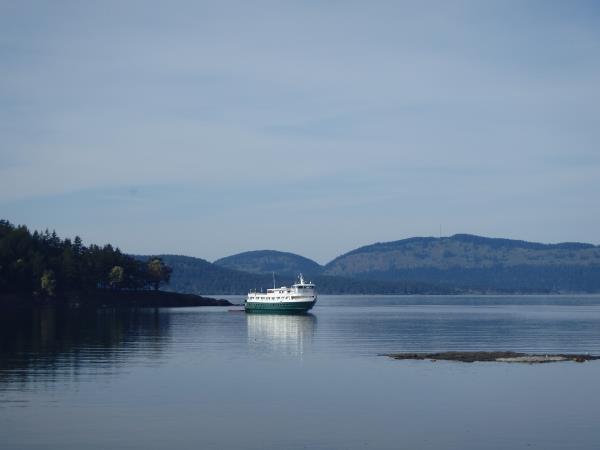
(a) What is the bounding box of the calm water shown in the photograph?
[2,295,600,450]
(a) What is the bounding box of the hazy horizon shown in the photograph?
[2,1,599,263]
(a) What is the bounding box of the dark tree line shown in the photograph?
[0,220,171,299]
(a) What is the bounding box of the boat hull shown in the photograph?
[245,300,316,313]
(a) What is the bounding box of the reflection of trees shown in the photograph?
[0,307,171,384]
[247,313,316,357]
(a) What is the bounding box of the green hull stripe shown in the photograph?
[245,300,316,313]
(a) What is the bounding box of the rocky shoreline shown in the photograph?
[383,351,600,364]
[0,290,232,308]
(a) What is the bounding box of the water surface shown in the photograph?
[2,295,600,449]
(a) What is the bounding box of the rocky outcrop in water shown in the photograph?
[384,351,600,363]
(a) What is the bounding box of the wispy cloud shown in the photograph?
[1,1,599,260]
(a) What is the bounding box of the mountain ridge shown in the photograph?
[210,234,600,293]
[136,234,600,294]
[321,234,600,292]
[329,234,597,262]
[134,254,452,295]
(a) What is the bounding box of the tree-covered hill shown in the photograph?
[146,234,600,294]
[323,234,600,292]
[214,250,323,277]
[135,254,455,295]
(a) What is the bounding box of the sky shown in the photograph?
[1,1,600,264]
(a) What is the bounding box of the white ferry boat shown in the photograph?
[245,274,317,313]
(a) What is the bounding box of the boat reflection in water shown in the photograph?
[246,313,316,358]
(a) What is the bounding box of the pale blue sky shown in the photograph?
[1,1,599,263]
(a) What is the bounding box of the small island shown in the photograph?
[383,351,600,363]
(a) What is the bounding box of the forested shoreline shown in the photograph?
[0,220,174,305]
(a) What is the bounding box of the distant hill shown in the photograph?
[137,234,600,294]
[135,254,454,295]
[214,250,323,277]
[323,234,600,293]
[134,255,272,295]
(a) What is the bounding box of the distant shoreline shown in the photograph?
[0,291,233,308]
[206,292,600,298]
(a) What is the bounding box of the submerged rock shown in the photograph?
[383,351,599,364]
